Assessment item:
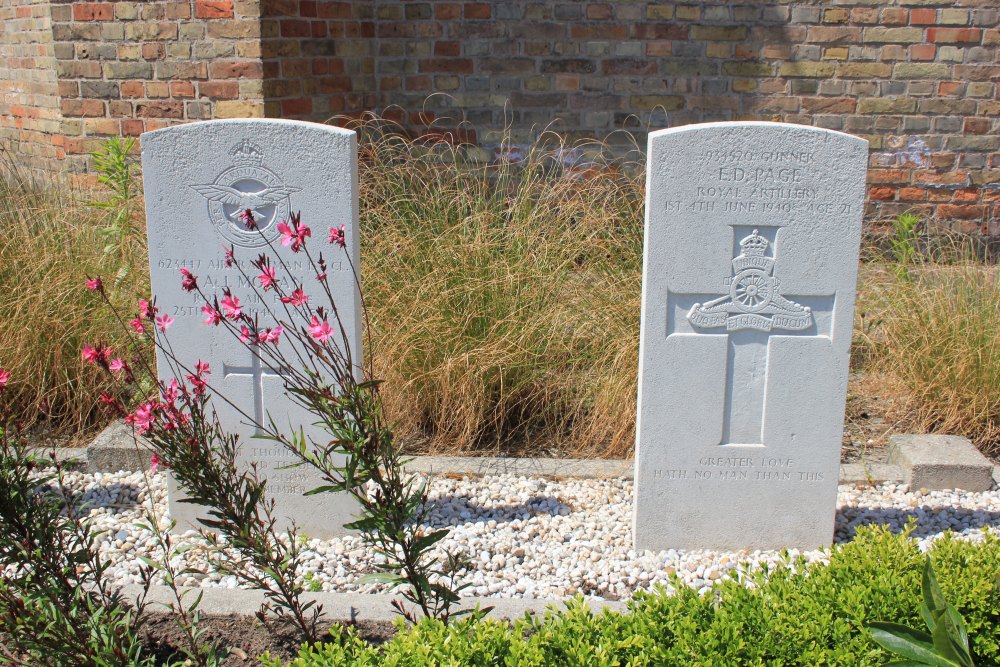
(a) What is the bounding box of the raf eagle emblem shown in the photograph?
[190,139,301,248]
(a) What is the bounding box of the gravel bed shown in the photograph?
[56,470,1000,601]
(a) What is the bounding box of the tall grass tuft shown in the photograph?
[354,117,645,457]
[0,151,149,439]
[856,238,1000,455]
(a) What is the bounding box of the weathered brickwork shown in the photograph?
[0,0,63,179]
[49,0,265,176]
[1,0,998,231]
[374,0,999,233]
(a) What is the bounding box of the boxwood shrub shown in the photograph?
[265,527,1000,666]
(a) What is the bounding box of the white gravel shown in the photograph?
[51,470,1000,601]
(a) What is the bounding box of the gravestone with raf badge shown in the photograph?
[141,119,361,537]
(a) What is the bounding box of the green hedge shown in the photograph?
[265,527,1000,666]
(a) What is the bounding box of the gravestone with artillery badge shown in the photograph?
[633,122,868,551]
[141,119,361,537]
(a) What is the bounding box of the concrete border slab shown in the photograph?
[887,434,995,492]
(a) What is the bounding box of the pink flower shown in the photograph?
[81,344,100,365]
[201,304,222,326]
[155,314,174,332]
[328,224,346,248]
[258,326,283,344]
[150,452,162,474]
[280,288,308,307]
[126,401,157,435]
[186,360,210,397]
[308,315,334,343]
[161,379,180,405]
[85,276,104,292]
[98,392,124,416]
[238,208,257,230]
[0,368,9,392]
[220,295,242,320]
[129,317,145,334]
[239,325,253,345]
[138,299,156,320]
[277,213,311,252]
[258,264,277,291]
[109,358,126,374]
[224,246,236,268]
[179,268,198,292]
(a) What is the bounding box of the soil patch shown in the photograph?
[141,612,396,666]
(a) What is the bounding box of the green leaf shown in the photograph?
[304,485,342,497]
[922,557,948,614]
[411,529,449,555]
[868,622,957,667]
[358,572,403,586]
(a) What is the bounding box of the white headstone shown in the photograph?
[141,119,361,538]
[633,122,868,551]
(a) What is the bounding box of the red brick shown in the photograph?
[868,169,909,185]
[120,119,144,136]
[120,81,144,98]
[870,186,896,201]
[909,44,936,60]
[170,81,195,98]
[914,170,970,188]
[137,101,183,119]
[937,204,986,219]
[435,3,461,20]
[909,9,937,25]
[199,80,240,99]
[280,20,311,37]
[208,60,263,79]
[965,117,991,134]
[952,188,979,202]
[311,22,327,38]
[299,0,317,17]
[281,98,313,115]
[463,3,490,19]
[72,2,113,21]
[898,187,928,201]
[195,1,234,19]
[142,43,165,60]
[938,81,962,96]
[434,41,460,57]
[927,27,981,43]
[61,99,104,117]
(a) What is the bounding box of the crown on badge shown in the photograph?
[229,139,263,166]
[739,229,769,257]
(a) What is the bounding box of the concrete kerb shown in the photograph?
[119,584,626,624]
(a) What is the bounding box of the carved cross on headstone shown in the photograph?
[224,353,290,436]
[666,226,834,447]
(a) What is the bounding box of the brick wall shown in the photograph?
[0,0,63,180]
[49,0,266,176]
[376,0,999,233]
[1,0,998,232]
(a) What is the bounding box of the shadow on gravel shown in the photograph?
[423,494,571,528]
[37,482,147,515]
[834,505,1000,543]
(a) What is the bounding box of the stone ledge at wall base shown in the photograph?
[887,434,996,492]
[117,584,625,625]
[82,419,910,484]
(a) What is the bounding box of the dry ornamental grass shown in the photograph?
[0,122,997,458]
